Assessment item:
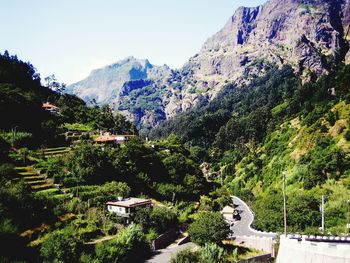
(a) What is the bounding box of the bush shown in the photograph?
[170,248,200,263]
[188,212,229,246]
[40,226,82,263]
[134,206,178,235]
[95,224,150,263]
[0,163,16,183]
[200,243,227,263]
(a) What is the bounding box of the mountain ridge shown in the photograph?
[67,0,350,135]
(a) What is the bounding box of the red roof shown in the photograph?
[95,134,117,143]
[94,133,136,143]
[42,102,59,109]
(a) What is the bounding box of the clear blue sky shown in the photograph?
[1,0,267,84]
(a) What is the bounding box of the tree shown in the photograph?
[67,143,116,185]
[0,137,10,163]
[0,164,16,183]
[287,192,320,231]
[134,206,178,234]
[95,224,150,263]
[40,226,81,263]
[188,212,229,246]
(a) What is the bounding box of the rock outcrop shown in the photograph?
[67,0,350,134]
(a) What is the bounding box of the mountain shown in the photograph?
[66,56,171,106]
[182,0,350,94]
[67,0,350,134]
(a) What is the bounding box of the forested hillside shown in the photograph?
[0,52,213,262]
[152,63,350,234]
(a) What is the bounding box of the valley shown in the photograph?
[1,0,350,262]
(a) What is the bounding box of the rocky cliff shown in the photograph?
[67,0,350,135]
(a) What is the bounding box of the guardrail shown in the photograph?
[286,234,350,243]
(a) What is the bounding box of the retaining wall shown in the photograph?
[232,236,276,256]
[277,235,350,263]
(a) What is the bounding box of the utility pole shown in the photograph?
[320,195,325,234]
[283,171,287,236]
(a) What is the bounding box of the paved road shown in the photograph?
[230,196,276,238]
[146,242,196,263]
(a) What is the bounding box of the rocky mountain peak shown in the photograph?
[66,57,170,106]
[67,0,350,135]
[186,0,350,92]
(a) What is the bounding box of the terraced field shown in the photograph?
[35,146,71,158]
[15,166,56,191]
[14,146,72,197]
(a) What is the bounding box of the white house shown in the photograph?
[106,197,152,218]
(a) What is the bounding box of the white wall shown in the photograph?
[277,235,350,263]
[108,205,127,214]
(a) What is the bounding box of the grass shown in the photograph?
[23,175,46,181]
[18,171,37,176]
[43,147,70,152]
[42,149,70,156]
[271,101,289,116]
[222,241,266,261]
[35,188,60,195]
[14,166,27,172]
[27,180,48,185]
[31,183,55,191]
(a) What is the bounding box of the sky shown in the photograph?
[0,0,267,84]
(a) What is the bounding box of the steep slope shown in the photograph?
[68,0,350,134]
[153,62,350,234]
[182,0,350,97]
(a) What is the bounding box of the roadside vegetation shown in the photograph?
[152,63,350,235]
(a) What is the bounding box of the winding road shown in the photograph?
[230,196,276,238]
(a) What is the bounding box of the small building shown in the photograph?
[221,205,236,221]
[94,133,135,145]
[107,197,152,218]
[42,102,60,113]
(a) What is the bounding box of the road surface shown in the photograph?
[230,196,276,238]
[146,242,196,263]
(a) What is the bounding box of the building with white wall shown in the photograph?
[107,197,152,218]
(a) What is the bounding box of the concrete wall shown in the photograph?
[232,236,276,256]
[277,235,350,263]
[151,229,177,250]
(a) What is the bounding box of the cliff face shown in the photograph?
[67,0,350,134]
[183,0,350,95]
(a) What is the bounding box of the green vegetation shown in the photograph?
[188,212,230,246]
[153,63,350,235]
[95,224,150,263]
[134,206,178,237]
[0,52,203,262]
[1,43,350,262]
[170,242,260,263]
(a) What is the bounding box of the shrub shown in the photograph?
[40,226,82,263]
[170,248,200,263]
[200,243,227,263]
[95,224,150,263]
[188,212,229,246]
